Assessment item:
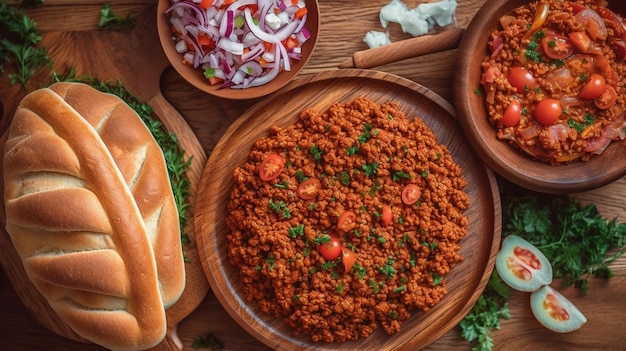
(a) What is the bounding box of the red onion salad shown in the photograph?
[165,0,311,90]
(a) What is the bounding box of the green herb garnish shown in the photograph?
[192,333,225,350]
[0,1,51,87]
[98,2,135,30]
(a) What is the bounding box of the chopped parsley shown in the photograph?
[362,162,379,177]
[310,144,323,163]
[269,199,291,218]
[568,113,595,133]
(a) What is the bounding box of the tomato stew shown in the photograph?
[226,97,469,342]
[480,0,626,164]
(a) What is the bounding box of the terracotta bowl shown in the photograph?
[454,0,626,194]
[157,0,320,100]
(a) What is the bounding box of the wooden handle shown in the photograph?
[339,27,465,69]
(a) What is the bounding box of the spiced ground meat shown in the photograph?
[481,0,626,164]
[226,97,470,343]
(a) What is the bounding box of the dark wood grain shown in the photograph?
[194,69,501,351]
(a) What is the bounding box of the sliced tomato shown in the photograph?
[534,99,563,126]
[341,247,356,272]
[495,235,553,292]
[282,36,299,50]
[258,153,286,181]
[507,66,537,92]
[568,31,592,53]
[530,285,587,333]
[296,178,321,200]
[401,184,421,205]
[318,235,342,261]
[337,210,357,232]
[594,85,617,110]
[569,1,586,15]
[502,99,522,127]
[610,38,626,61]
[380,205,392,226]
[578,73,606,99]
[542,33,575,59]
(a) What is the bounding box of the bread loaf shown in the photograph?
[3,82,185,350]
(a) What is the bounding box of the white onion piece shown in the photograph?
[236,45,281,88]
[244,7,301,43]
[217,37,244,55]
[239,60,264,76]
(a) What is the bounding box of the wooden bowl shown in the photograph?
[156,0,320,100]
[454,0,626,194]
[194,69,502,351]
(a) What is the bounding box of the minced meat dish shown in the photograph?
[480,0,626,164]
[226,97,469,342]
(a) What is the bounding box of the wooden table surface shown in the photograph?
[1,1,625,350]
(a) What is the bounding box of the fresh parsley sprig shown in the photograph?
[502,195,626,294]
[0,1,51,87]
[98,3,135,30]
[461,191,626,351]
[459,272,511,351]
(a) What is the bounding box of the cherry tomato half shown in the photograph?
[401,184,421,205]
[341,247,356,272]
[502,99,522,127]
[495,235,553,292]
[530,285,587,333]
[568,31,593,53]
[337,210,357,232]
[533,99,562,125]
[594,84,617,110]
[296,178,321,200]
[507,66,537,92]
[542,33,575,59]
[258,153,285,181]
[380,205,392,227]
[578,73,606,99]
[318,235,342,261]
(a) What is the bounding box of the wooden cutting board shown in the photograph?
[0,4,209,350]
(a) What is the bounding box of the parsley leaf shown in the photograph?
[459,272,511,351]
[98,2,136,30]
[0,1,51,87]
[503,195,626,294]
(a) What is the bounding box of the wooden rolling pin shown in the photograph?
[339,26,465,69]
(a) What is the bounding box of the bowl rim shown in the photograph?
[156,0,321,100]
[453,0,626,194]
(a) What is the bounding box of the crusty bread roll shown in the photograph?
[3,82,185,350]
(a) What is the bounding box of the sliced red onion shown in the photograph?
[167,0,310,89]
[294,13,307,33]
[235,45,281,88]
[217,37,244,55]
[220,10,234,37]
[244,7,301,43]
[278,41,291,71]
[242,42,265,62]
[239,60,264,76]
